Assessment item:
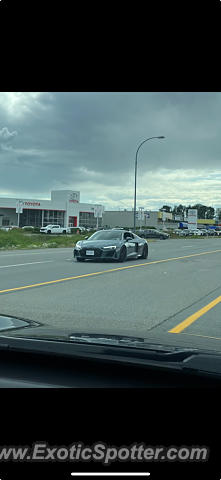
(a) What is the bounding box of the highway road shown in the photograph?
[1,238,221,351]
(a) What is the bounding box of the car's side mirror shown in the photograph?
[84,236,89,240]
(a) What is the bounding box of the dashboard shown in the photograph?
[0,349,220,387]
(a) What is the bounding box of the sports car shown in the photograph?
[73,229,148,262]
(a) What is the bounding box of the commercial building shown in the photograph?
[102,210,185,230]
[102,210,159,229]
[0,190,103,229]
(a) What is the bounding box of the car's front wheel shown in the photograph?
[118,246,127,262]
[141,244,148,259]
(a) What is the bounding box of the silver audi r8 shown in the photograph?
[73,229,148,262]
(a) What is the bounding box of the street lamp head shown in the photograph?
[157,136,165,139]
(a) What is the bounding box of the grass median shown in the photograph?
[0,229,219,251]
[0,229,88,250]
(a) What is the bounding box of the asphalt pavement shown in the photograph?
[1,238,221,352]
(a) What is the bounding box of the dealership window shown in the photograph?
[79,212,102,228]
[20,209,43,227]
[2,217,10,226]
[43,210,65,226]
[18,209,64,227]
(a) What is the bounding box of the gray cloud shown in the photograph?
[0,127,17,141]
[0,126,18,154]
[1,92,221,208]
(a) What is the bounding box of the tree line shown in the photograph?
[159,204,216,219]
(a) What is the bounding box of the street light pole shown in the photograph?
[133,136,165,231]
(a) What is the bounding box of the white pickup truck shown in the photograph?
[40,224,71,234]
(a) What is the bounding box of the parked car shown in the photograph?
[206,229,216,236]
[0,226,11,231]
[198,229,208,236]
[40,224,71,234]
[174,229,187,236]
[77,227,88,232]
[138,229,169,240]
[190,229,204,236]
[0,225,20,231]
[179,230,191,236]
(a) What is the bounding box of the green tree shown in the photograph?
[206,207,215,219]
[159,205,171,213]
[191,204,214,219]
[172,204,186,215]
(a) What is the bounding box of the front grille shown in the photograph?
[94,248,102,257]
[80,248,102,257]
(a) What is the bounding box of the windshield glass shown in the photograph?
[88,231,123,240]
[1,91,221,368]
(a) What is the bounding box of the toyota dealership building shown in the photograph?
[0,190,103,229]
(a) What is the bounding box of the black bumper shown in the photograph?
[74,248,118,260]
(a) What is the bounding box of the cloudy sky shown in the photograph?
[1,92,221,211]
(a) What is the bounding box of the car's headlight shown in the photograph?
[75,243,82,250]
[103,246,117,250]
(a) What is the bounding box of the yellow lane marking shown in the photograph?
[169,295,221,334]
[1,248,221,295]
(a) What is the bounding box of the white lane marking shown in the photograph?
[0,261,53,268]
[181,245,214,249]
[0,250,72,257]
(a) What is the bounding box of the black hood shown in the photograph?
[0,314,201,355]
[3,315,221,381]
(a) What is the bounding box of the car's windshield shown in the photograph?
[88,231,123,240]
[1,91,221,376]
